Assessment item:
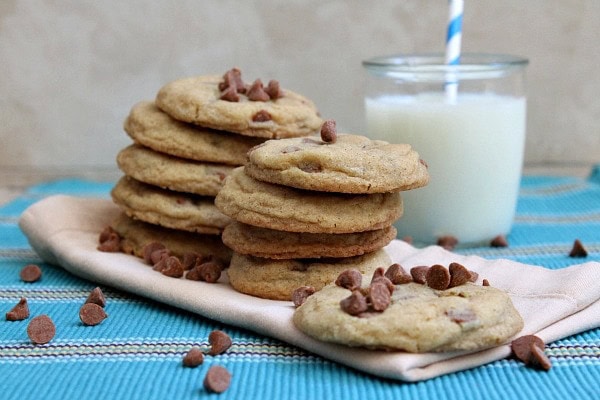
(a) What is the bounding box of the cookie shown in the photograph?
[222,221,396,259]
[215,167,402,234]
[155,74,323,138]
[293,281,524,353]
[111,176,231,234]
[117,144,234,196]
[124,101,264,165]
[111,213,232,264]
[227,249,391,300]
[245,134,429,193]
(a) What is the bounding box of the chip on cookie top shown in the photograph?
[155,70,323,139]
[244,126,429,193]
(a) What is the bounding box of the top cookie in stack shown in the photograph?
[215,121,429,300]
[108,68,324,274]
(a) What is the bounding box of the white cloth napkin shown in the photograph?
[19,195,600,382]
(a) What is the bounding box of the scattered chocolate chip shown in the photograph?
[320,120,337,143]
[511,335,552,371]
[143,242,167,265]
[371,276,394,295]
[468,270,479,283]
[185,267,202,281]
[197,261,222,283]
[569,239,588,258]
[79,303,108,326]
[97,231,121,252]
[265,79,283,99]
[335,269,362,291]
[6,297,29,321]
[219,67,245,93]
[490,235,509,248]
[252,110,272,122]
[182,347,204,367]
[85,287,106,308]
[182,252,201,270]
[99,226,117,243]
[410,266,430,284]
[203,365,231,394]
[20,264,42,283]
[384,263,413,285]
[27,315,56,344]
[159,256,184,278]
[368,282,391,311]
[437,235,459,250]
[246,79,270,101]
[208,330,232,356]
[340,290,369,315]
[426,264,451,290]
[220,85,240,102]
[448,262,471,288]
[292,286,315,307]
[151,248,171,266]
[482,279,490,286]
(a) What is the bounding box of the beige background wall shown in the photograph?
[1,0,599,172]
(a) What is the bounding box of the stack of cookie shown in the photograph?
[215,121,429,300]
[108,68,324,274]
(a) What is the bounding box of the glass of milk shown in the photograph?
[363,54,528,246]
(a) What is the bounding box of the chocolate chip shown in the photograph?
[27,315,56,344]
[6,297,29,321]
[511,335,551,371]
[99,225,117,243]
[220,85,240,102]
[569,239,588,258]
[426,264,451,290]
[298,162,322,173]
[410,266,430,284]
[320,120,337,143]
[252,109,272,122]
[265,79,283,99]
[151,248,171,266]
[281,145,302,154]
[246,79,270,101]
[448,262,471,288]
[203,365,231,394]
[370,267,384,281]
[208,330,232,355]
[292,286,315,307]
[371,276,394,295]
[340,290,368,315]
[368,282,391,311]
[335,269,362,291]
[482,279,490,286]
[20,264,42,283]
[185,268,202,281]
[85,287,106,308]
[182,252,201,271]
[197,261,222,283]
[437,235,458,250]
[182,347,204,367]
[159,256,184,278]
[468,270,479,283]
[490,235,509,247]
[143,242,166,265]
[79,303,108,326]
[384,263,412,285]
[97,230,121,252]
[446,308,477,324]
[219,67,245,93]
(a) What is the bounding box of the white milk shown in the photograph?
[365,93,526,245]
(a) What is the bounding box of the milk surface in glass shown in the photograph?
[365,92,526,245]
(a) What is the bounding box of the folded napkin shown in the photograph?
[19,195,600,382]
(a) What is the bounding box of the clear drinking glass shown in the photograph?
[363,53,529,246]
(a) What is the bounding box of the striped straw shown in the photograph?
[445,0,464,101]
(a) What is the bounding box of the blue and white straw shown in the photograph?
[445,0,463,101]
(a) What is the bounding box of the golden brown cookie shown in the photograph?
[117,144,234,196]
[124,101,264,165]
[222,221,396,259]
[227,249,391,300]
[215,167,402,234]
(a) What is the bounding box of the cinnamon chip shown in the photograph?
[203,365,231,394]
[20,264,42,283]
[320,120,337,143]
[426,264,451,290]
[143,242,167,265]
[448,262,471,288]
[27,315,56,344]
[79,303,107,326]
[182,347,204,368]
[292,286,315,307]
[340,290,368,315]
[6,297,29,321]
[252,110,272,122]
[569,239,588,258]
[85,287,106,308]
[490,235,509,248]
[410,266,430,284]
[437,235,458,250]
[246,79,270,101]
[335,269,362,291]
[208,330,232,355]
[511,335,552,371]
[368,282,391,311]
[384,263,413,285]
[265,79,283,99]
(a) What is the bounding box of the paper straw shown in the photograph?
[445,0,463,101]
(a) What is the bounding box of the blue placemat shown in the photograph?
[1,169,599,400]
